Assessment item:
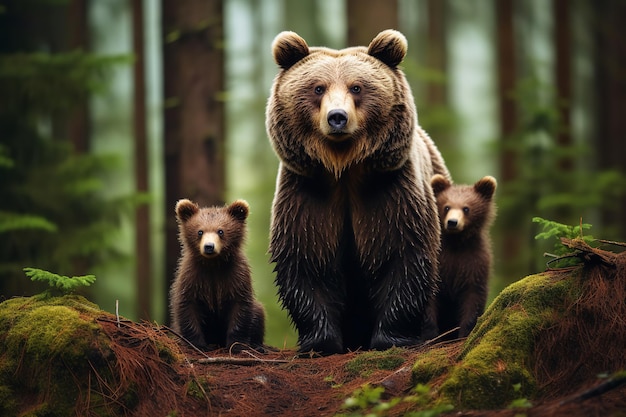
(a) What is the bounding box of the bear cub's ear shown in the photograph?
[431,174,451,196]
[272,31,310,70]
[474,176,497,200]
[228,199,250,222]
[368,29,408,69]
[175,199,199,223]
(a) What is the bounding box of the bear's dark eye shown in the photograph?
[198,230,203,237]
[217,229,224,237]
[444,206,450,212]
[350,85,361,94]
[463,207,470,214]
[314,86,325,95]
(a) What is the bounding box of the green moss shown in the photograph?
[411,348,452,385]
[0,295,117,415]
[412,272,576,410]
[345,347,406,378]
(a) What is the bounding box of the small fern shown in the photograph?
[533,217,595,267]
[533,217,594,252]
[23,267,96,293]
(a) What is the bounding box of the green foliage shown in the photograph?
[533,217,595,267]
[507,383,532,410]
[0,4,140,296]
[337,383,453,417]
[495,76,626,275]
[338,384,400,417]
[23,267,96,294]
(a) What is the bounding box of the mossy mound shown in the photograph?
[0,294,196,416]
[412,242,626,411]
[344,347,407,378]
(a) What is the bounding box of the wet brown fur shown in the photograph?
[266,30,450,353]
[426,175,497,340]
[169,199,265,351]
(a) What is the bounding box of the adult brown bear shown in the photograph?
[266,30,450,353]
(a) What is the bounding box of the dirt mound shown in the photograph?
[1,238,625,416]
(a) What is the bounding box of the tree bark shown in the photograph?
[347,0,398,46]
[132,0,151,320]
[162,0,225,321]
[593,0,626,240]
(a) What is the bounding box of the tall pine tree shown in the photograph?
[0,1,138,296]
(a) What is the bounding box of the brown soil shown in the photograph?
[96,317,626,417]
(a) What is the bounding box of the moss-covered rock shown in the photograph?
[413,272,575,410]
[0,294,187,416]
[0,294,112,416]
[344,347,406,378]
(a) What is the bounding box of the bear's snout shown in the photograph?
[443,208,466,233]
[327,109,348,131]
[204,242,215,255]
[199,232,222,258]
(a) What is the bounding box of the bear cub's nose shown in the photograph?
[204,243,215,254]
[446,219,458,229]
[327,109,348,131]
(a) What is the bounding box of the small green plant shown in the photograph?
[404,384,454,417]
[507,383,532,411]
[533,217,595,267]
[23,267,96,294]
[337,383,453,417]
[338,383,400,416]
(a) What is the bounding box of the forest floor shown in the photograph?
[3,238,625,416]
[97,316,626,417]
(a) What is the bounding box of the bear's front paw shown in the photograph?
[298,334,343,355]
[370,331,421,350]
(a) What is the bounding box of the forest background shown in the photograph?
[1,0,625,348]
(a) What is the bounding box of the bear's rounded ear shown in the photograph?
[367,29,408,69]
[474,176,497,200]
[228,199,249,222]
[431,174,451,196]
[272,31,309,70]
[175,199,199,223]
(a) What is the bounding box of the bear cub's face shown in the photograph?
[175,199,249,260]
[431,175,497,235]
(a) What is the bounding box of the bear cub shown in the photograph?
[169,199,265,351]
[428,174,497,340]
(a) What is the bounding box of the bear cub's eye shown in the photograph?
[444,206,450,212]
[463,207,470,214]
[217,229,224,237]
[350,85,361,94]
[314,86,325,95]
[198,230,203,237]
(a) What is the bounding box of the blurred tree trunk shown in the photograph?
[132,0,151,320]
[67,0,90,155]
[553,0,572,172]
[162,0,225,321]
[425,0,447,106]
[347,0,398,45]
[593,0,626,239]
[495,0,522,277]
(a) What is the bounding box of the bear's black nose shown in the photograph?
[327,109,348,130]
[204,243,215,254]
[446,219,458,229]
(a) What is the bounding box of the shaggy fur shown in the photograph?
[266,30,450,353]
[425,175,497,340]
[169,199,265,351]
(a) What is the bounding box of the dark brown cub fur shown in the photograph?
[426,174,497,340]
[169,199,265,351]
